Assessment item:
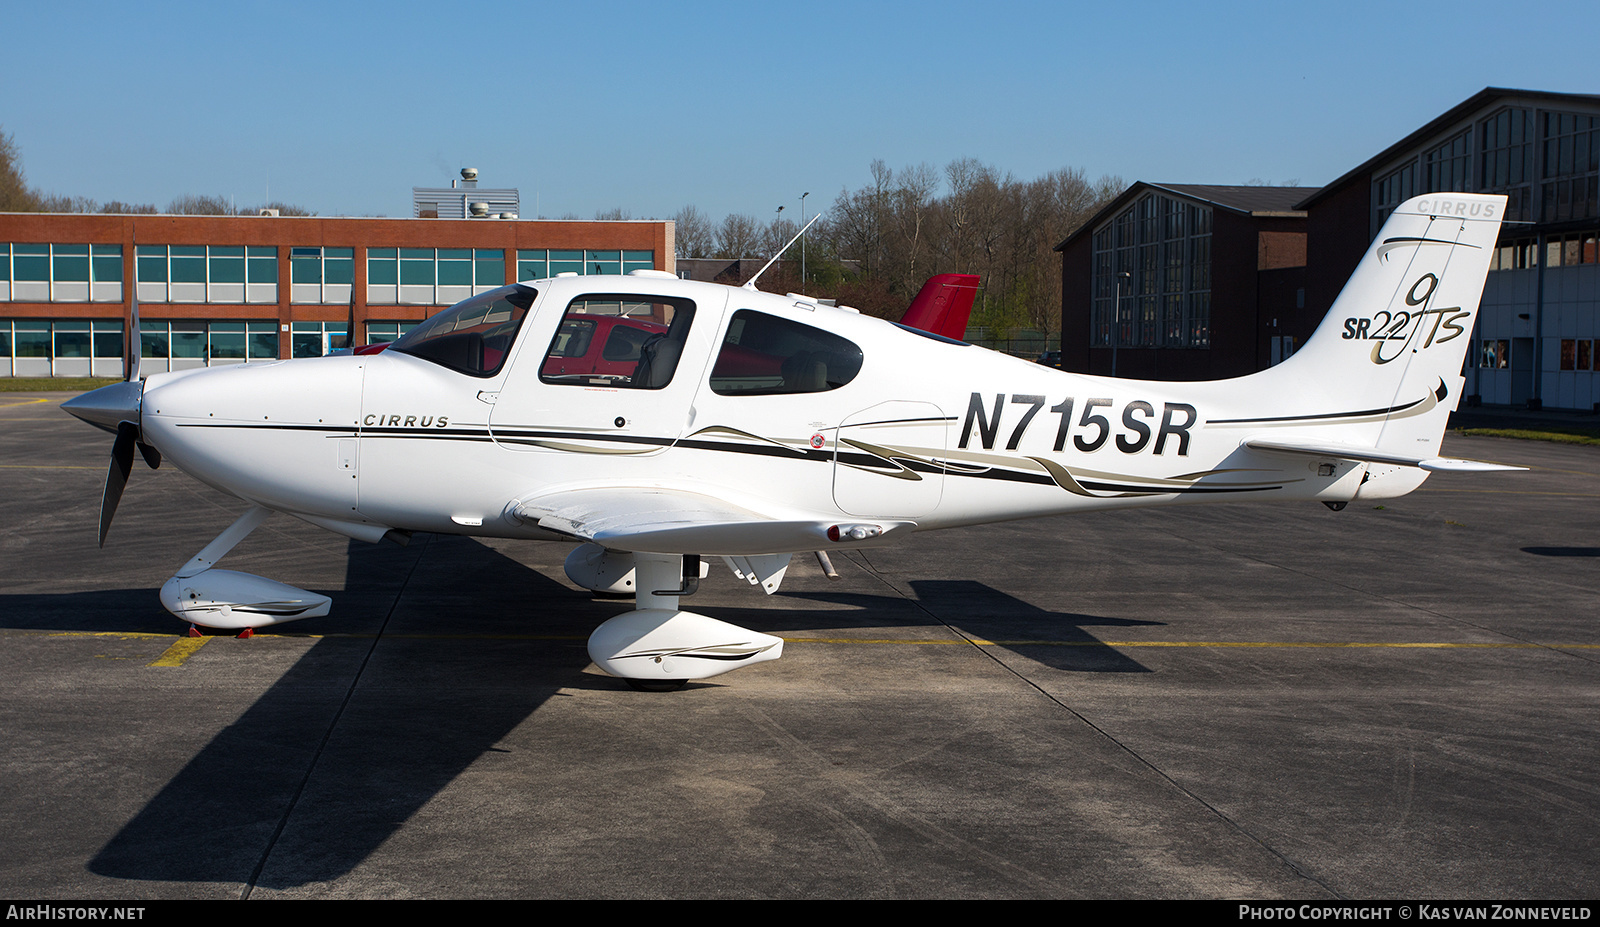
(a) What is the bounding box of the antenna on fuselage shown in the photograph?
[742,211,823,291]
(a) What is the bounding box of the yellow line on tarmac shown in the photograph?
[148,636,209,666]
[20,628,1598,653]
[0,398,50,409]
[45,631,175,639]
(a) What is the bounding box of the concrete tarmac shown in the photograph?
[1,392,1597,899]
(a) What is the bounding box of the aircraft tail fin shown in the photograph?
[900,274,980,341]
[1237,193,1506,494]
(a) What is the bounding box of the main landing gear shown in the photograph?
[570,547,785,689]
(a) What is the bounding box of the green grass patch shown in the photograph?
[1454,426,1600,447]
[0,377,120,392]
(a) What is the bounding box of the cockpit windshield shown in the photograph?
[388,284,536,377]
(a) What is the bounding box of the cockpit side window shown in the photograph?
[388,284,534,377]
[539,294,695,388]
[710,310,863,395]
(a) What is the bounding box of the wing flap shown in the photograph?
[514,487,914,555]
[1244,437,1524,472]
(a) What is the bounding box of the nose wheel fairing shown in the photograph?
[155,506,330,631]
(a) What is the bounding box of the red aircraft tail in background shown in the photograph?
[899,274,980,341]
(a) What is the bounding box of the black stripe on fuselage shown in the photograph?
[1207,396,1425,425]
[167,421,1281,496]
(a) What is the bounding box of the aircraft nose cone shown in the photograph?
[60,380,143,435]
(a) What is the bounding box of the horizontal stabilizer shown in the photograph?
[1244,437,1525,472]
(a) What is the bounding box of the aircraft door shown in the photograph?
[833,401,948,517]
[489,288,727,455]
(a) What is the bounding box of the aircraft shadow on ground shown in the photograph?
[83,534,593,889]
[782,578,1158,674]
[62,540,1151,887]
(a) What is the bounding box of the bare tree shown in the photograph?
[805,158,1121,334]
[715,213,761,258]
[167,194,235,215]
[99,201,158,214]
[34,192,99,213]
[760,215,799,258]
[671,205,715,259]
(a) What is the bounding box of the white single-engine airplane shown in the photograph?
[64,193,1518,689]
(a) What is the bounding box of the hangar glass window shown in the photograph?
[1375,162,1418,227]
[1541,112,1600,223]
[1089,194,1210,350]
[540,294,692,388]
[389,284,535,377]
[710,310,863,395]
[1424,128,1473,195]
[1481,108,1534,223]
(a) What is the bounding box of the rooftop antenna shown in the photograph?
[743,211,823,291]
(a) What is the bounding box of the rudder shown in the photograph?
[1264,193,1505,457]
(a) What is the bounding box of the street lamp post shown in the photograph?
[800,191,810,285]
[1112,271,1130,378]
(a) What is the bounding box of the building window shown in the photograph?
[475,249,505,287]
[1480,339,1510,369]
[515,249,655,282]
[1490,238,1538,271]
[367,248,511,305]
[136,245,276,303]
[1540,111,1600,224]
[1481,108,1534,223]
[291,321,349,357]
[1558,339,1597,371]
[0,243,123,302]
[1089,194,1210,349]
[133,320,277,371]
[364,321,419,345]
[1375,162,1418,226]
[1545,231,1600,267]
[1425,128,1473,195]
[290,247,353,304]
[0,318,125,377]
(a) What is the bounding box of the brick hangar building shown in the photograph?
[1059,87,1600,411]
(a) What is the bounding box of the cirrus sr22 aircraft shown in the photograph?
[64,193,1518,689]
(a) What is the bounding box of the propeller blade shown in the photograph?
[127,230,141,383]
[100,422,138,548]
[137,441,161,470]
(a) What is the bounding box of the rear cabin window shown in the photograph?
[710,310,863,395]
[539,294,693,388]
[388,284,534,377]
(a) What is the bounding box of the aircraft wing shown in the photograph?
[514,487,915,555]
[1243,437,1525,472]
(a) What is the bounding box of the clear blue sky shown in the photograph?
[2,0,1593,221]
